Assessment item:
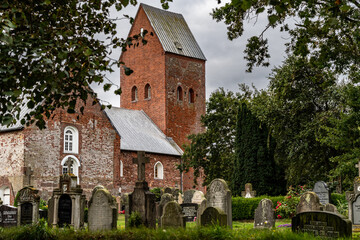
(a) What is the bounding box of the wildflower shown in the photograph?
[277,214,282,219]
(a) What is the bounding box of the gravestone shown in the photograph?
[180,203,198,222]
[47,174,86,229]
[183,189,196,203]
[160,201,185,228]
[201,206,227,227]
[88,187,117,231]
[0,205,17,227]
[163,187,173,195]
[157,193,174,225]
[196,199,207,225]
[177,193,183,204]
[296,191,323,214]
[352,194,360,225]
[254,198,275,228]
[206,178,232,228]
[241,183,256,198]
[346,176,360,226]
[292,211,352,238]
[172,189,180,202]
[313,181,330,205]
[324,203,340,214]
[191,191,205,205]
[16,186,40,226]
[128,151,156,228]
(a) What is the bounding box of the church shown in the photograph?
[0,4,206,204]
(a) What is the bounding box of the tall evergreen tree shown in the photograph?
[232,102,284,196]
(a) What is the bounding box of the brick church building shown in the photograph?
[0,4,206,204]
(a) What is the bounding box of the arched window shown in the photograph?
[189,88,195,103]
[120,160,123,177]
[64,126,79,154]
[0,186,10,205]
[144,84,151,99]
[177,86,183,101]
[154,161,163,179]
[131,86,138,102]
[61,155,81,184]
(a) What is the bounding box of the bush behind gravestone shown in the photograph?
[128,211,143,228]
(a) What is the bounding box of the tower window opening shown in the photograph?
[177,86,183,101]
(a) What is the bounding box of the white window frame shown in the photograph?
[61,155,81,184]
[0,186,10,205]
[64,126,79,154]
[120,160,123,177]
[154,161,164,180]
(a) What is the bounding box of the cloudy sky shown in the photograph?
[93,0,290,107]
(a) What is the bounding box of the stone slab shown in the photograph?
[313,181,330,205]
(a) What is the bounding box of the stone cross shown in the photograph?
[65,159,74,174]
[356,160,360,177]
[132,151,149,181]
[24,166,33,186]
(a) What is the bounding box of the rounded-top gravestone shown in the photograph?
[191,191,205,205]
[160,201,185,228]
[254,198,275,228]
[183,190,196,203]
[313,181,330,205]
[296,191,323,214]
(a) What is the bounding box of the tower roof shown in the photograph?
[140,3,206,61]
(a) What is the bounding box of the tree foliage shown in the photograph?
[181,88,240,186]
[212,0,360,73]
[0,0,172,129]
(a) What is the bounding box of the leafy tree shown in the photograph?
[232,101,284,196]
[249,56,340,186]
[212,0,360,73]
[181,88,240,186]
[0,0,172,129]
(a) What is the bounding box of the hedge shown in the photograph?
[232,196,283,220]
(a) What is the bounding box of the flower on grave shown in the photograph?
[277,214,282,219]
[194,217,197,222]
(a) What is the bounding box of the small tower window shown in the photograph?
[189,88,195,103]
[145,84,151,99]
[131,86,138,102]
[154,161,163,179]
[120,160,123,177]
[177,86,183,101]
[64,126,79,154]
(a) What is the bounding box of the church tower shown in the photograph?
[120,4,206,150]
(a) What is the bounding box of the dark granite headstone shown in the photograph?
[58,194,72,227]
[0,205,17,227]
[292,211,352,238]
[201,206,227,227]
[20,202,33,225]
[181,203,198,222]
[160,201,185,228]
[183,190,196,203]
[313,181,330,205]
[254,198,275,228]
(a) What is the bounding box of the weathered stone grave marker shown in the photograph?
[128,151,156,228]
[0,205,17,227]
[201,206,227,227]
[313,181,330,205]
[241,183,256,198]
[160,201,185,228]
[180,203,198,222]
[346,176,360,227]
[296,191,323,214]
[196,199,207,225]
[254,198,275,228]
[292,211,352,238]
[206,178,232,228]
[183,189,196,203]
[47,174,86,229]
[191,191,205,205]
[17,186,40,226]
[88,186,117,231]
[157,193,174,225]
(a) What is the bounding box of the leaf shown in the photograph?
[256,7,265,14]
[268,15,279,25]
[103,83,111,91]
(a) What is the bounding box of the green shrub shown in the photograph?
[331,193,348,216]
[128,211,143,228]
[232,196,283,220]
[150,187,162,202]
[274,185,309,219]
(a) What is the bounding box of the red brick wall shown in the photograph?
[117,151,181,193]
[23,97,120,200]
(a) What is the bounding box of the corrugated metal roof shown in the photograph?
[104,107,183,156]
[141,3,206,61]
[0,98,32,132]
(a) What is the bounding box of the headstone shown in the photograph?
[296,191,323,214]
[292,211,352,238]
[128,151,156,228]
[180,203,198,222]
[241,183,256,198]
[183,189,196,203]
[191,191,205,205]
[47,174,86,229]
[0,205,17,227]
[352,194,360,225]
[254,198,275,228]
[346,177,359,225]
[177,193,183,204]
[201,207,227,227]
[324,203,340,214]
[164,187,173,195]
[16,186,40,226]
[172,189,180,202]
[196,199,207,225]
[157,193,174,224]
[160,201,185,228]
[313,181,330,205]
[88,187,117,231]
[206,178,232,228]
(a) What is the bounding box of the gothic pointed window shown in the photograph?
[154,161,163,179]
[177,86,183,101]
[64,126,79,154]
[145,84,151,99]
[189,88,195,103]
[131,86,138,102]
[120,160,123,177]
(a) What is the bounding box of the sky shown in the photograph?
[93,0,290,107]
